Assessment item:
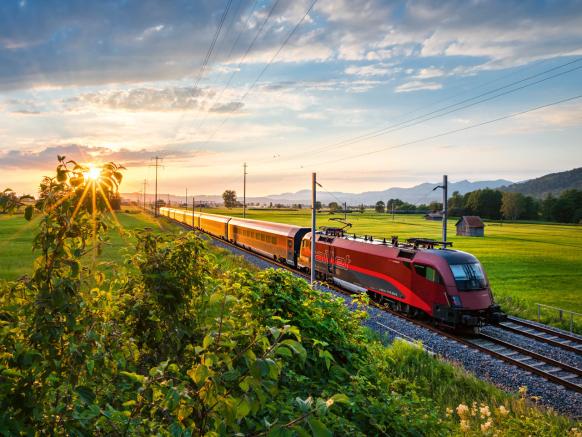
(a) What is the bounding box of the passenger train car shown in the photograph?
[159,207,505,328]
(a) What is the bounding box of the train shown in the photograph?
[159,207,506,328]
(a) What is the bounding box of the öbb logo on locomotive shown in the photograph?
[160,207,506,328]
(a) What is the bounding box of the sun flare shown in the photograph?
[84,165,101,182]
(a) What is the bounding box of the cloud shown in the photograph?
[414,67,444,79]
[209,101,244,113]
[394,80,442,93]
[344,62,399,77]
[0,144,212,169]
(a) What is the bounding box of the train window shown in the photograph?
[414,264,441,284]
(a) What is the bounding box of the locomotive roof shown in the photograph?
[308,231,478,264]
[229,217,309,238]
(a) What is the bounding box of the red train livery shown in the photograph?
[159,207,505,328]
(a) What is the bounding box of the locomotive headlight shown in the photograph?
[451,295,462,307]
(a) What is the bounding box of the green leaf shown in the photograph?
[275,346,293,358]
[120,371,146,385]
[280,339,307,361]
[236,397,251,419]
[308,418,331,437]
[202,334,214,349]
[87,359,95,376]
[330,393,350,404]
[187,364,209,385]
[75,386,96,404]
[24,205,33,221]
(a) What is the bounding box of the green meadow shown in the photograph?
[0,210,179,282]
[194,207,582,328]
[2,207,581,329]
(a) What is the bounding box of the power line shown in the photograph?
[280,57,582,161]
[193,0,235,90]
[310,93,582,168]
[191,0,262,131]
[201,0,318,146]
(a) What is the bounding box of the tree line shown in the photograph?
[447,188,582,223]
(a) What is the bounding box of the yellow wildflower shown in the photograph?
[456,404,469,419]
[445,407,453,417]
[471,401,477,417]
[480,405,491,418]
[481,419,493,433]
[460,419,470,432]
[497,405,509,416]
[518,386,527,397]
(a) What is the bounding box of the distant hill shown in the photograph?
[501,167,582,198]
[122,179,513,206]
[263,179,513,205]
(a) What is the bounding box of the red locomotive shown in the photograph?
[159,207,505,328]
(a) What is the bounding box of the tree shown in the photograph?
[552,189,582,223]
[222,190,237,208]
[428,201,443,212]
[359,204,365,213]
[500,192,524,220]
[328,202,339,213]
[448,191,465,217]
[375,201,385,213]
[315,201,322,211]
[541,194,557,221]
[0,188,34,214]
[387,199,403,210]
[465,189,502,219]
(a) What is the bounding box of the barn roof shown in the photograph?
[455,216,485,227]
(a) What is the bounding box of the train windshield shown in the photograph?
[450,263,487,291]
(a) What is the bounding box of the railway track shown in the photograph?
[497,317,582,354]
[164,216,582,394]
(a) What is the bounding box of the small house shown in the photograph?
[424,212,443,221]
[456,216,485,237]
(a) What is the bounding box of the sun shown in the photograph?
[84,164,101,182]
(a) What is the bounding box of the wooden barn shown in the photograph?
[456,216,485,237]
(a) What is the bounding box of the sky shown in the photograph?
[0,0,581,198]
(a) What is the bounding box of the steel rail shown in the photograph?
[497,318,582,355]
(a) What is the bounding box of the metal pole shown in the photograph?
[243,162,247,218]
[442,174,448,247]
[142,179,147,211]
[154,157,159,216]
[185,187,188,209]
[311,172,316,286]
[344,202,347,220]
[192,196,195,228]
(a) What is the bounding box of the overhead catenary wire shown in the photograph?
[278,57,582,161]
[200,0,318,146]
[307,93,582,168]
[193,0,235,90]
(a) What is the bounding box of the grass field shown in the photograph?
[191,207,582,328]
[0,209,179,281]
[2,207,581,329]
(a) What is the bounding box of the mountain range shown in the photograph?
[500,167,582,198]
[123,167,582,206]
[123,179,512,206]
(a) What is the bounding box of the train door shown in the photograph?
[287,238,293,263]
[412,263,445,306]
[328,246,335,274]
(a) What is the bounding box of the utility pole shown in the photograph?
[433,175,448,247]
[344,201,347,221]
[311,172,317,286]
[142,179,147,211]
[167,193,170,207]
[243,162,247,219]
[151,156,163,216]
[192,196,196,229]
[185,188,188,209]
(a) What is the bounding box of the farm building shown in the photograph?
[424,212,443,221]
[456,216,485,237]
